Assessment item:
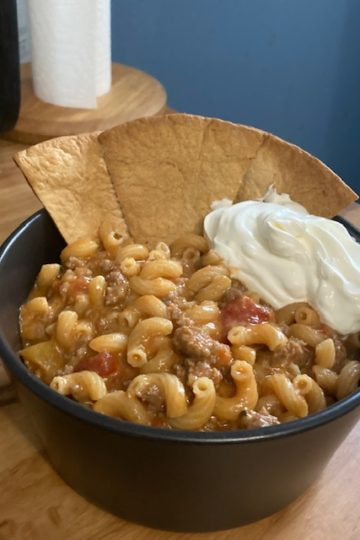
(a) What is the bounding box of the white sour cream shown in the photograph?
[204,194,360,334]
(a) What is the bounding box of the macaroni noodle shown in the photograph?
[19,225,360,432]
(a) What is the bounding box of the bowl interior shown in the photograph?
[0,211,64,352]
[1,210,360,443]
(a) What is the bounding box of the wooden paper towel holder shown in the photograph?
[4,63,167,144]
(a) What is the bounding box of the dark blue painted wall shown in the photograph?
[111,0,360,193]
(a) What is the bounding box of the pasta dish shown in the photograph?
[19,209,360,431]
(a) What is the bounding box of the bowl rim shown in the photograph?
[1,209,360,444]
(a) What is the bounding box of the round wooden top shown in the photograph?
[5,63,167,144]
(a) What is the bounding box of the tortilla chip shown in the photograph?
[14,133,125,244]
[99,114,357,246]
[14,114,357,247]
[237,132,357,216]
[99,114,264,246]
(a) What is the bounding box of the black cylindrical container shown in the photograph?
[0,0,20,134]
[0,211,359,532]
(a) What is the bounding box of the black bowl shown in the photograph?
[0,210,359,532]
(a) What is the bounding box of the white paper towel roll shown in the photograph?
[27,0,111,109]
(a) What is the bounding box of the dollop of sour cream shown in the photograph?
[204,191,360,334]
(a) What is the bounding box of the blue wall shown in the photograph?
[111,0,360,193]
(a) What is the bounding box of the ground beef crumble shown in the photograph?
[173,326,231,366]
[136,383,165,414]
[167,300,193,327]
[173,326,214,358]
[87,253,117,275]
[333,338,347,372]
[219,281,246,307]
[105,270,129,306]
[172,362,187,386]
[239,408,280,429]
[64,256,87,270]
[272,337,314,373]
[186,359,222,388]
[168,296,231,390]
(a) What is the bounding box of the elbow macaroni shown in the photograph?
[268,374,308,418]
[214,361,258,421]
[50,371,107,402]
[315,338,336,369]
[127,373,187,418]
[19,226,360,431]
[94,391,151,425]
[228,323,287,351]
[169,378,216,430]
[127,317,173,367]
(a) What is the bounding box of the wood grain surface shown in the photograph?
[4,63,167,144]
[0,138,359,539]
[0,401,359,540]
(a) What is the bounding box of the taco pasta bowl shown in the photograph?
[0,209,359,532]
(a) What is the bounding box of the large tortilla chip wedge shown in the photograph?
[99,114,357,245]
[237,133,357,216]
[14,114,357,247]
[99,115,264,246]
[14,133,125,244]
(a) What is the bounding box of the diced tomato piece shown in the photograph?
[221,296,273,333]
[319,324,336,337]
[151,416,167,428]
[74,351,117,377]
[105,357,140,391]
[51,279,61,293]
[69,276,90,295]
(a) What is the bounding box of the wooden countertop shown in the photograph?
[0,138,359,539]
